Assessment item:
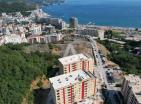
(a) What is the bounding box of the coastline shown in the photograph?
[42,2,141,29]
[42,8,138,30]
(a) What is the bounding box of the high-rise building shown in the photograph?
[121,74,141,104]
[58,54,94,74]
[69,17,78,29]
[49,70,97,104]
[98,30,105,40]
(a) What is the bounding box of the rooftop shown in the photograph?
[125,74,141,85]
[49,70,92,90]
[58,54,88,65]
[132,85,141,104]
[125,74,141,103]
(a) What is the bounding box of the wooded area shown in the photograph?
[0,43,59,104]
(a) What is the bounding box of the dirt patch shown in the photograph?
[52,39,93,57]
[24,44,50,53]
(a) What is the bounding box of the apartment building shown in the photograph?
[76,27,98,36]
[121,74,141,104]
[49,70,97,104]
[58,54,94,74]
[0,34,27,45]
[76,27,105,40]
[30,24,42,35]
[27,35,45,44]
[69,17,78,29]
[27,33,63,44]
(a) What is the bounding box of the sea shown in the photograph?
[42,0,141,28]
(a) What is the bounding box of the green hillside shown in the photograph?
[0,0,36,14]
[0,43,59,104]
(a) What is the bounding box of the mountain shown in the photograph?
[30,0,65,5]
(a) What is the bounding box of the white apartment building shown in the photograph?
[98,30,105,40]
[121,74,141,104]
[30,24,42,35]
[58,54,95,74]
[49,70,97,104]
[0,34,27,45]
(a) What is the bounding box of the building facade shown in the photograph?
[76,28,98,36]
[58,54,95,74]
[27,33,63,44]
[121,74,141,104]
[0,34,27,45]
[41,17,66,30]
[49,70,97,104]
[76,27,105,40]
[27,35,45,44]
[69,17,78,29]
[30,24,42,35]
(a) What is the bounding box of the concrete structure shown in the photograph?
[27,35,45,44]
[27,33,63,44]
[59,54,94,74]
[69,17,78,29]
[49,70,97,104]
[121,74,141,104]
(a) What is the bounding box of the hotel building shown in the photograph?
[69,17,78,29]
[121,74,141,104]
[58,54,95,74]
[49,70,97,104]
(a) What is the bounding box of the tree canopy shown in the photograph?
[0,2,35,14]
[0,43,59,104]
[98,40,141,75]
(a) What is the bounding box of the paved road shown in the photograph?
[79,35,122,104]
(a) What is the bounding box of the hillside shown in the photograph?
[0,43,59,104]
[0,1,36,13]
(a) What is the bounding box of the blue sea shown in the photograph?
[43,0,141,28]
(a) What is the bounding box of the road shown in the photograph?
[77,35,122,104]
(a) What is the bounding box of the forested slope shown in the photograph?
[0,44,59,104]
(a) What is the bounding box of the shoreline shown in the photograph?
[78,24,138,30]
[42,2,141,29]
[42,9,139,30]
[42,9,140,30]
